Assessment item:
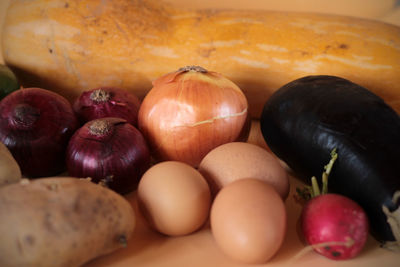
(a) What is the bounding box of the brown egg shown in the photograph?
[210,179,287,264]
[137,161,211,236]
[198,142,290,199]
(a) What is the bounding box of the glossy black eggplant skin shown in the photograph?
[260,75,400,244]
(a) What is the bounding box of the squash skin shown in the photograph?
[2,0,400,118]
[260,75,400,247]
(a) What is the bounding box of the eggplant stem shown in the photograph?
[381,190,400,252]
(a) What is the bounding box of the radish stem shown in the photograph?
[311,176,320,197]
[324,148,337,176]
[296,148,337,200]
[322,173,328,195]
[321,148,337,194]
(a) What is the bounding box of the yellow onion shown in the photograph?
[138,66,249,167]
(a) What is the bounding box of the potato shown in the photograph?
[0,177,136,267]
[0,141,21,187]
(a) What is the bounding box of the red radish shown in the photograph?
[298,149,369,260]
[301,193,369,260]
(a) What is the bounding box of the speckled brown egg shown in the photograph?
[210,178,287,264]
[198,142,289,199]
[137,161,211,236]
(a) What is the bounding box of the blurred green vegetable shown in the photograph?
[0,64,19,100]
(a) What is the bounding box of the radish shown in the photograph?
[298,149,369,260]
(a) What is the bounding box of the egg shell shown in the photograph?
[210,178,287,264]
[198,142,290,199]
[137,161,211,236]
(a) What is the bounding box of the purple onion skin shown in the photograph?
[73,87,141,126]
[0,88,79,177]
[66,117,151,194]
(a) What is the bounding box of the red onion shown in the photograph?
[66,117,151,194]
[0,87,79,177]
[73,87,141,126]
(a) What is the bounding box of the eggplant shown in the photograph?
[260,75,400,250]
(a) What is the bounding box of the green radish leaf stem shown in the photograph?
[296,148,337,201]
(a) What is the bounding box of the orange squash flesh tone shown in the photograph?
[2,0,400,118]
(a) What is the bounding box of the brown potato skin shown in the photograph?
[0,177,135,267]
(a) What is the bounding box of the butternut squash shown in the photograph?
[2,0,400,118]
[164,0,397,19]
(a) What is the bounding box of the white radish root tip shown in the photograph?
[290,237,355,262]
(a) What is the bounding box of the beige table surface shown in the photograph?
[1,1,400,267]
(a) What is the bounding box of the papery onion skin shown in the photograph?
[73,87,141,126]
[0,87,79,177]
[138,66,249,167]
[66,117,151,194]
